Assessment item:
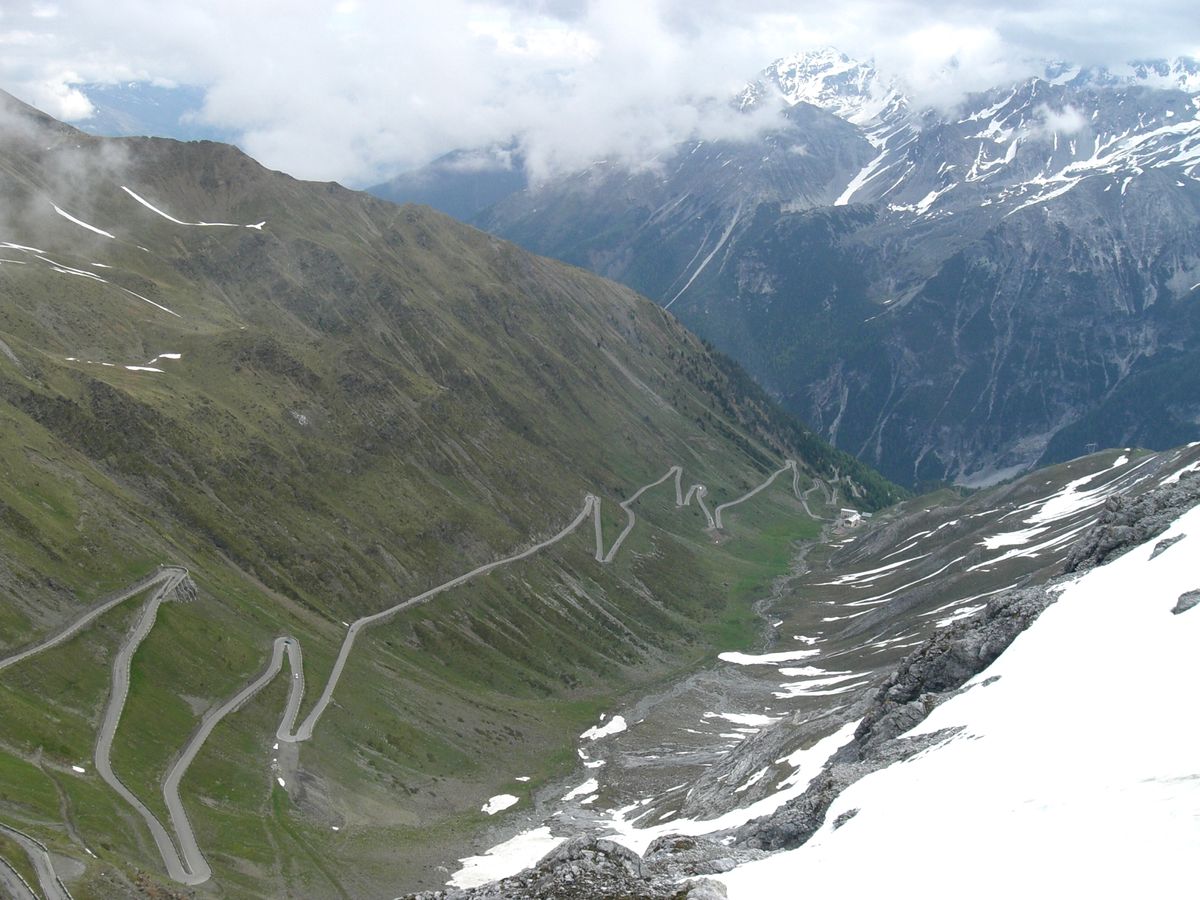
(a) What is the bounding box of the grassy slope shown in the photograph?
[0,93,898,897]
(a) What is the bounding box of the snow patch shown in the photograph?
[52,203,115,239]
[979,525,1048,549]
[935,604,986,627]
[598,722,859,856]
[450,827,564,889]
[580,715,627,741]
[121,186,251,228]
[719,649,820,666]
[814,554,930,586]
[562,778,599,802]
[704,712,781,728]
[481,794,519,815]
[1162,460,1200,485]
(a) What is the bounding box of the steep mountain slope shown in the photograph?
[438,49,1200,488]
[0,91,896,898]
[717,470,1200,898]
[477,102,873,312]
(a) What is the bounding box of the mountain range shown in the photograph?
[374,48,1200,488]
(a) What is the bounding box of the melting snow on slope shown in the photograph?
[814,554,930,586]
[974,455,1147,560]
[1162,460,1200,485]
[979,524,1048,549]
[121,186,263,229]
[1026,456,1136,526]
[719,649,821,666]
[773,672,870,699]
[703,712,781,728]
[719,504,1200,899]
[580,715,627,741]
[481,794,519,815]
[600,721,860,856]
[65,352,181,375]
[450,827,564,889]
[5,240,183,318]
[835,149,889,205]
[562,779,599,802]
[52,204,116,239]
[448,722,860,887]
[934,604,986,627]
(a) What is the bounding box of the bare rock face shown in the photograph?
[1171,590,1200,615]
[1064,472,1200,572]
[403,836,670,900]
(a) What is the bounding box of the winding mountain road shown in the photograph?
[0,822,74,900]
[0,855,36,900]
[713,461,797,529]
[0,568,180,674]
[91,567,208,884]
[0,459,811,886]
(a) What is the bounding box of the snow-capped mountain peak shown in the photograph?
[1067,57,1200,93]
[741,47,908,133]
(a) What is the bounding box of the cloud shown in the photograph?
[1034,103,1089,136]
[0,0,1196,185]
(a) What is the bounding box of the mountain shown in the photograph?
[0,90,897,898]
[428,49,1200,488]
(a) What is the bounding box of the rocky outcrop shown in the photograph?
[1172,590,1200,615]
[1064,472,1200,572]
[733,582,1056,852]
[402,835,746,900]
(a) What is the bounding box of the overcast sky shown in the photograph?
[2,1,1197,185]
